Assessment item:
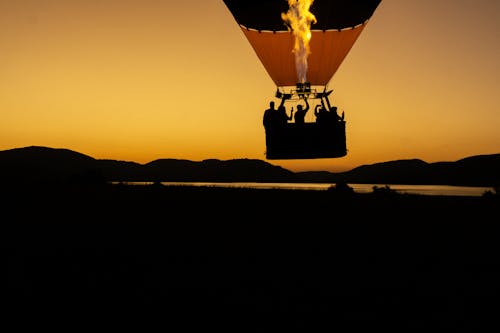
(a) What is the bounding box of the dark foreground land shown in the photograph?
[2,183,499,330]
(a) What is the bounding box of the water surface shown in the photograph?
[117,182,493,197]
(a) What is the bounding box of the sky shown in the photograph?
[1,0,499,172]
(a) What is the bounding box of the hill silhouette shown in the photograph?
[1,145,499,186]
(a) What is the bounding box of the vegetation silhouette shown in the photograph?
[327,181,355,195]
[2,174,498,330]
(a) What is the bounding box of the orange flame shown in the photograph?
[281,0,317,84]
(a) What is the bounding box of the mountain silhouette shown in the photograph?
[297,155,500,186]
[1,145,499,186]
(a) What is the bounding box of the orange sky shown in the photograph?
[1,0,499,172]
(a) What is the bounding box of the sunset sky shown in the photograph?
[1,0,498,172]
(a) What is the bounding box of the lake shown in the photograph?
[115,182,494,197]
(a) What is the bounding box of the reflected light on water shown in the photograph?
[112,182,493,197]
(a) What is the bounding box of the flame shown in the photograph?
[281,0,317,84]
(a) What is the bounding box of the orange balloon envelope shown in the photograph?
[223,0,382,88]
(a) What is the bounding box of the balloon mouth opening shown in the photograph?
[276,82,328,100]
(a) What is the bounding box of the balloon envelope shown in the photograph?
[223,0,382,87]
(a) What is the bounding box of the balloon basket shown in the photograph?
[264,121,347,160]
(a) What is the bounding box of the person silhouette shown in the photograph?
[278,103,293,124]
[293,97,309,125]
[314,103,330,124]
[264,96,292,129]
[314,97,344,125]
[330,105,343,122]
[263,100,277,129]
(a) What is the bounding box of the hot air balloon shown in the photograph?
[223,0,382,160]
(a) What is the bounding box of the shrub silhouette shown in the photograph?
[327,181,354,195]
[372,185,399,196]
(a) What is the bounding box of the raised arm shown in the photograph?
[314,104,321,116]
[278,96,286,110]
[303,97,310,113]
[321,98,327,111]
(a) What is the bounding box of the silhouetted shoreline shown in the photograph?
[2,183,498,330]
